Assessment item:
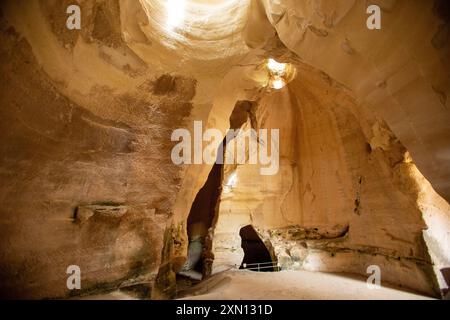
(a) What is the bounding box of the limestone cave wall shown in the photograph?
[212,61,448,297]
[0,0,449,299]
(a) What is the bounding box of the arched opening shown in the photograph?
[177,162,223,281]
[239,225,276,272]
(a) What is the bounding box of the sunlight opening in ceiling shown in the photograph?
[166,0,186,29]
[267,58,286,74]
[139,0,251,62]
[266,58,296,90]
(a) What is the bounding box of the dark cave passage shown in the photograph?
[239,225,276,272]
[179,100,258,281]
[179,162,223,280]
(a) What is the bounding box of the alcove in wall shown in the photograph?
[239,225,277,272]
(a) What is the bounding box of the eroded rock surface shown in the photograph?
[0,0,449,299]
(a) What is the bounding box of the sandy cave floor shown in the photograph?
[76,270,434,300]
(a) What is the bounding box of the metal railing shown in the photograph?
[240,261,281,272]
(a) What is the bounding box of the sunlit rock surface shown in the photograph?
[0,0,449,299]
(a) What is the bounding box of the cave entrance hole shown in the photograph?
[239,225,278,272]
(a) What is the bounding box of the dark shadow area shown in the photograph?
[239,225,275,272]
[177,100,258,285]
[182,162,223,278]
[440,268,450,298]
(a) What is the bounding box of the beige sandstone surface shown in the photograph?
[180,270,435,300]
[0,0,449,299]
